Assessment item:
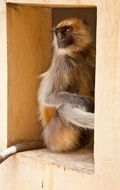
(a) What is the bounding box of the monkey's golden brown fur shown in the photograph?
[39,18,95,152]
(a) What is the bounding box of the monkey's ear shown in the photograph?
[81,19,88,25]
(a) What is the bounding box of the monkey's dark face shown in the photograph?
[54,18,92,54]
[55,26,75,48]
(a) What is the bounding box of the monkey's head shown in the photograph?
[53,18,92,55]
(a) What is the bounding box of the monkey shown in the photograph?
[38,17,95,152]
[0,17,95,163]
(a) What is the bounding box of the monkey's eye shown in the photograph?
[64,26,72,33]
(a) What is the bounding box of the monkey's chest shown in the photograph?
[51,55,93,96]
[53,70,90,96]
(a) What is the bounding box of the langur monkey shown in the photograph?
[0,17,95,163]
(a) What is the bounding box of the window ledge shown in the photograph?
[0,148,94,190]
[17,148,94,174]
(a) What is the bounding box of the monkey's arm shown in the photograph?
[46,92,94,113]
[43,92,94,130]
[58,104,94,129]
[0,139,45,164]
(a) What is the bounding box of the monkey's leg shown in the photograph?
[0,139,44,164]
[42,92,94,152]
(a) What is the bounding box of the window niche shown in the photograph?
[6,3,96,173]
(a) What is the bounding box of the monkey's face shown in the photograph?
[55,26,75,48]
[53,18,92,54]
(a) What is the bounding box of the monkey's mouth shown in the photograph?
[56,35,75,48]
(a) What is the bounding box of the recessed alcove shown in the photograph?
[0,0,119,190]
[6,3,96,145]
[3,3,96,174]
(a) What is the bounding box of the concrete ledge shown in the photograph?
[0,148,94,190]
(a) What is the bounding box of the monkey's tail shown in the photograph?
[0,139,44,164]
[43,105,94,130]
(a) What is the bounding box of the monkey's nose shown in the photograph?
[57,32,64,40]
